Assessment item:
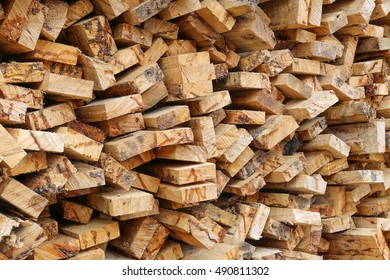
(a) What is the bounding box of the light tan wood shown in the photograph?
[32,234,80,260]
[0,178,48,218]
[110,217,169,260]
[0,124,27,169]
[64,0,94,28]
[66,15,117,62]
[154,208,220,249]
[6,128,64,153]
[2,151,47,177]
[0,84,44,110]
[301,134,351,159]
[61,218,120,250]
[75,95,143,123]
[143,17,179,40]
[0,98,26,125]
[25,103,76,131]
[143,106,190,130]
[248,115,299,150]
[155,240,184,260]
[40,0,68,40]
[265,153,307,183]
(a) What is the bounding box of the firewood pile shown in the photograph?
[0,0,390,260]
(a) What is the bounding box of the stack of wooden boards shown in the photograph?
[1,0,390,261]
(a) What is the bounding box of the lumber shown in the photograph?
[32,234,80,260]
[0,178,48,218]
[61,218,120,250]
[110,217,169,260]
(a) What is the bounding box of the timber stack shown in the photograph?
[0,0,390,261]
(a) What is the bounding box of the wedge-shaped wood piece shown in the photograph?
[110,217,169,260]
[230,89,284,115]
[219,0,256,16]
[356,196,390,216]
[237,150,285,180]
[55,200,93,225]
[323,0,375,26]
[182,90,231,116]
[40,0,68,40]
[255,225,304,250]
[7,128,63,153]
[106,63,163,96]
[61,218,120,250]
[64,0,94,28]
[269,208,322,226]
[3,151,47,177]
[0,84,44,110]
[104,130,156,161]
[196,0,235,33]
[32,234,80,260]
[156,182,217,204]
[53,127,103,162]
[0,98,27,125]
[154,128,193,148]
[322,216,355,234]
[187,117,217,158]
[319,75,362,101]
[38,72,94,100]
[291,41,337,61]
[257,50,294,77]
[323,228,389,260]
[140,81,169,110]
[248,115,299,150]
[225,203,256,242]
[0,0,32,43]
[224,12,276,51]
[297,117,328,141]
[284,91,339,122]
[79,54,116,91]
[0,62,44,83]
[237,50,270,72]
[88,0,129,20]
[108,46,139,75]
[265,174,327,195]
[23,155,77,202]
[218,147,255,178]
[0,178,48,219]
[316,158,347,176]
[115,199,159,221]
[118,150,155,170]
[0,1,47,54]
[303,151,333,175]
[158,0,201,20]
[324,101,375,125]
[25,103,76,131]
[175,13,219,47]
[66,15,117,62]
[219,129,253,163]
[325,121,385,155]
[215,72,270,91]
[143,17,178,40]
[129,171,160,194]
[94,113,144,138]
[265,153,307,183]
[325,170,384,185]
[148,162,216,185]
[143,106,190,130]
[245,202,270,240]
[112,23,153,48]
[189,203,237,227]
[301,134,350,158]
[17,39,79,65]
[88,188,155,217]
[224,170,264,196]
[0,221,46,260]
[155,207,222,249]
[283,58,321,75]
[75,95,143,123]
[159,51,210,70]
[0,125,27,169]
[356,37,390,54]
[155,240,183,260]
[155,145,208,163]
[271,73,312,99]
[95,153,133,191]
[62,163,105,197]
[261,0,310,30]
